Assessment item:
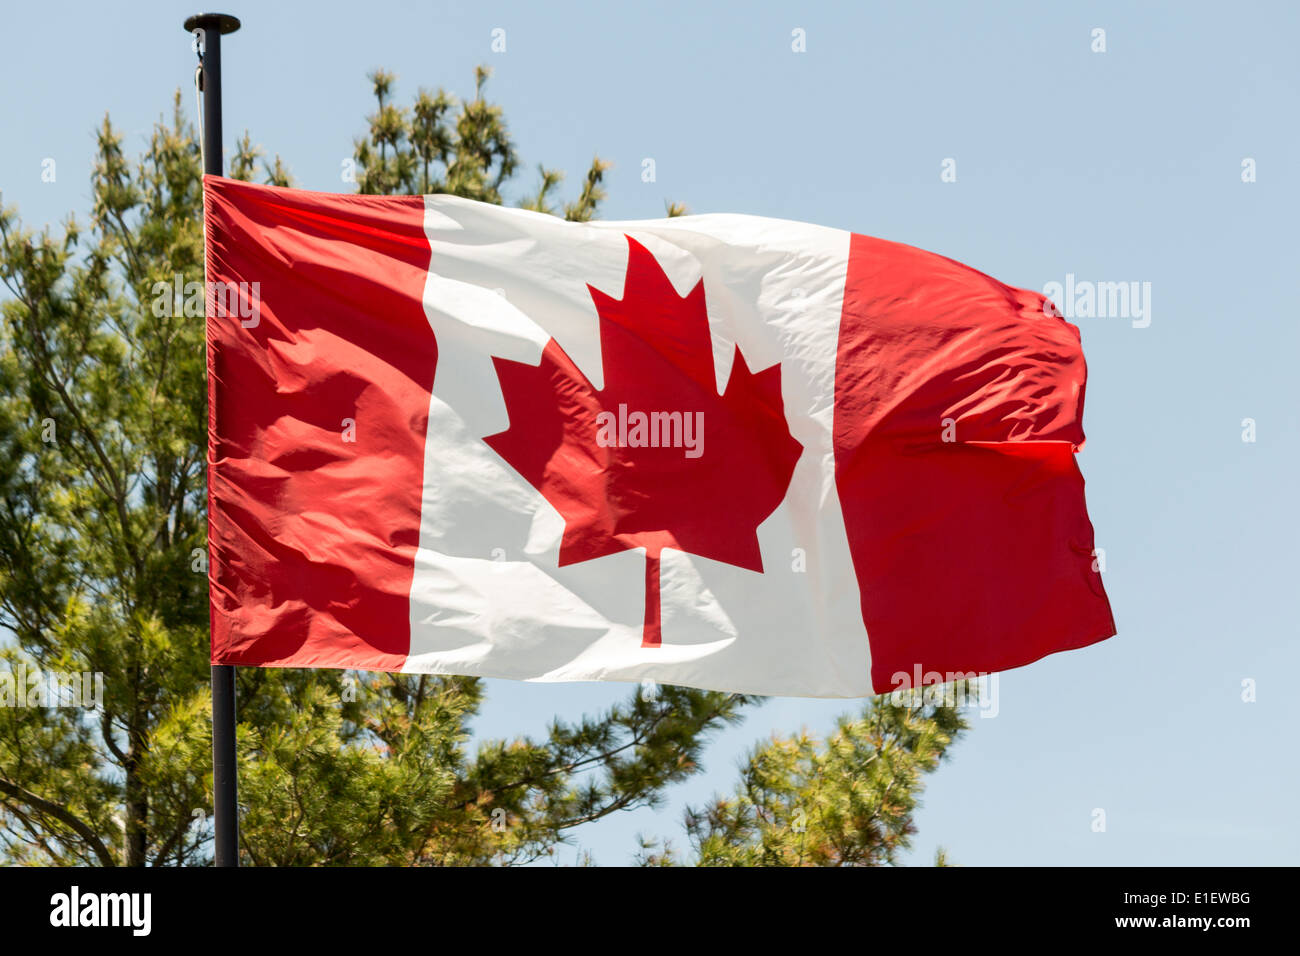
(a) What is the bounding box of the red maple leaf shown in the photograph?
[484,236,802,647]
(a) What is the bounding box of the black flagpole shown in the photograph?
[185,10,242,868]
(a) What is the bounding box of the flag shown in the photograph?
[204,175,1114,697]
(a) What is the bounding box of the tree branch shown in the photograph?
[0,776,116,866]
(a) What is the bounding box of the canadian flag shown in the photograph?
[205,176,1114,697]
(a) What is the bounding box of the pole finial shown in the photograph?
[183,12,241,34]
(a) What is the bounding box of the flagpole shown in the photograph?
[185,10,242,869]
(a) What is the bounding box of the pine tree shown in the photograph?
[676,689,969,866]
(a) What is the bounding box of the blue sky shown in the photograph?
[2,0,1296,865]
